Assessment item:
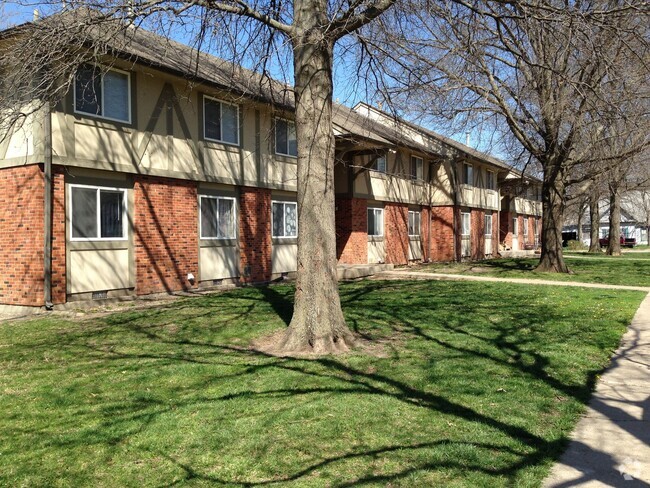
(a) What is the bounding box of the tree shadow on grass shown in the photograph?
[3,280,643,486]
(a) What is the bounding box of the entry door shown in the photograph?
[512,217,518,250]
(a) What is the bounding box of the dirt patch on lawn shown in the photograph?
[250,329,398,359]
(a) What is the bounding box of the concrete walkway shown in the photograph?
[379,268,650,486]
[543,292,650,487]
[378,270,650,292]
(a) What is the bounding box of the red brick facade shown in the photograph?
[500,211,540,251]
[336,197,367,264]
[430,206,455,262]
[385,203,409,264]
[134,175,199,295]
[0,165,66,306]
[51,167,66,304]
[0,165,45,305]
[239,187,272,283]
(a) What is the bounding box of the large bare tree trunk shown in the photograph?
[577,207,584,243]
[536,165,570,273]
[588,194,601,253]
[278,0,355,353]
[606,186,622,256]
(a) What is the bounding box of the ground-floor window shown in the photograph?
[461,212,471,237]
[272,201,297,238]
[368,207,384,237]
[408,210,421,237]
[484,214,492,236]
[70,184,127,240]
[512,217,518,236]
[200,196,236,239]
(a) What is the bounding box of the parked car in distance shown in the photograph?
[599,235,636,248]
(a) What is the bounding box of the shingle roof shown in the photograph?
[2,8,520,168]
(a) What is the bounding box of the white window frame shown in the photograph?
[69,184,128,242]
[368,207,384,237]
[461,212,471,237]
[463,163,473,186]
[513,217,519,236]
[523,217,529,237]
[408,210,421,237]
[73,64,132,124]
[271,200,298,238]
[199,195,237,240]
[274,117,297,158]
[373,154,387,173]
[411,155,424,181]
[484,214,492,236]
[486,170,495,190]
[203,95,240,146]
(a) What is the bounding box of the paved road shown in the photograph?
[380,269,650,486]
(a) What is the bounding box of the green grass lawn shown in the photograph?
[0,281,644,487]
[416,255,650,287]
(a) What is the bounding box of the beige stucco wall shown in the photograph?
[368,240,386,264]
[408,239,422,261]
[47,62,298,190]
[199,246,238,280]
[69,249,130,293]
[272,243,297,273]
[514,197,543,216]
[352,151,454,206]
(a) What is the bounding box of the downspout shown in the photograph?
[43,102,53,310]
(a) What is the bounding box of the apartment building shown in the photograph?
[0,18,542,307]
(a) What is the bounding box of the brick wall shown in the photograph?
[491,212,499,255]
[335,197,367,264]
[51,167,66,304]
[430,206,455,261]
[421,206,431,262]
[0,164,66,307]
[0,165,45,306]
[239,187,272,283]
[385,203,409,264]
[134,175,199,295]
[470,209,485,261]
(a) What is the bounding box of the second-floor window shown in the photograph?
[204,96,239,145]
[486,171,495,190]
[272,201,297,237]
[411,156,423,180]
[74,64,130,123]
[408,211,421,237]
[368,208,384,237]
[373,155,387,173]
[200,196,236,239]
[70,184,126,240]
[462,163,473,185]
[275,119,297,157]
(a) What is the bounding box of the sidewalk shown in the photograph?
[378,269,650,486]
[377,270,650,292]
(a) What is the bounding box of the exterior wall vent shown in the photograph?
[92,291,109,300]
